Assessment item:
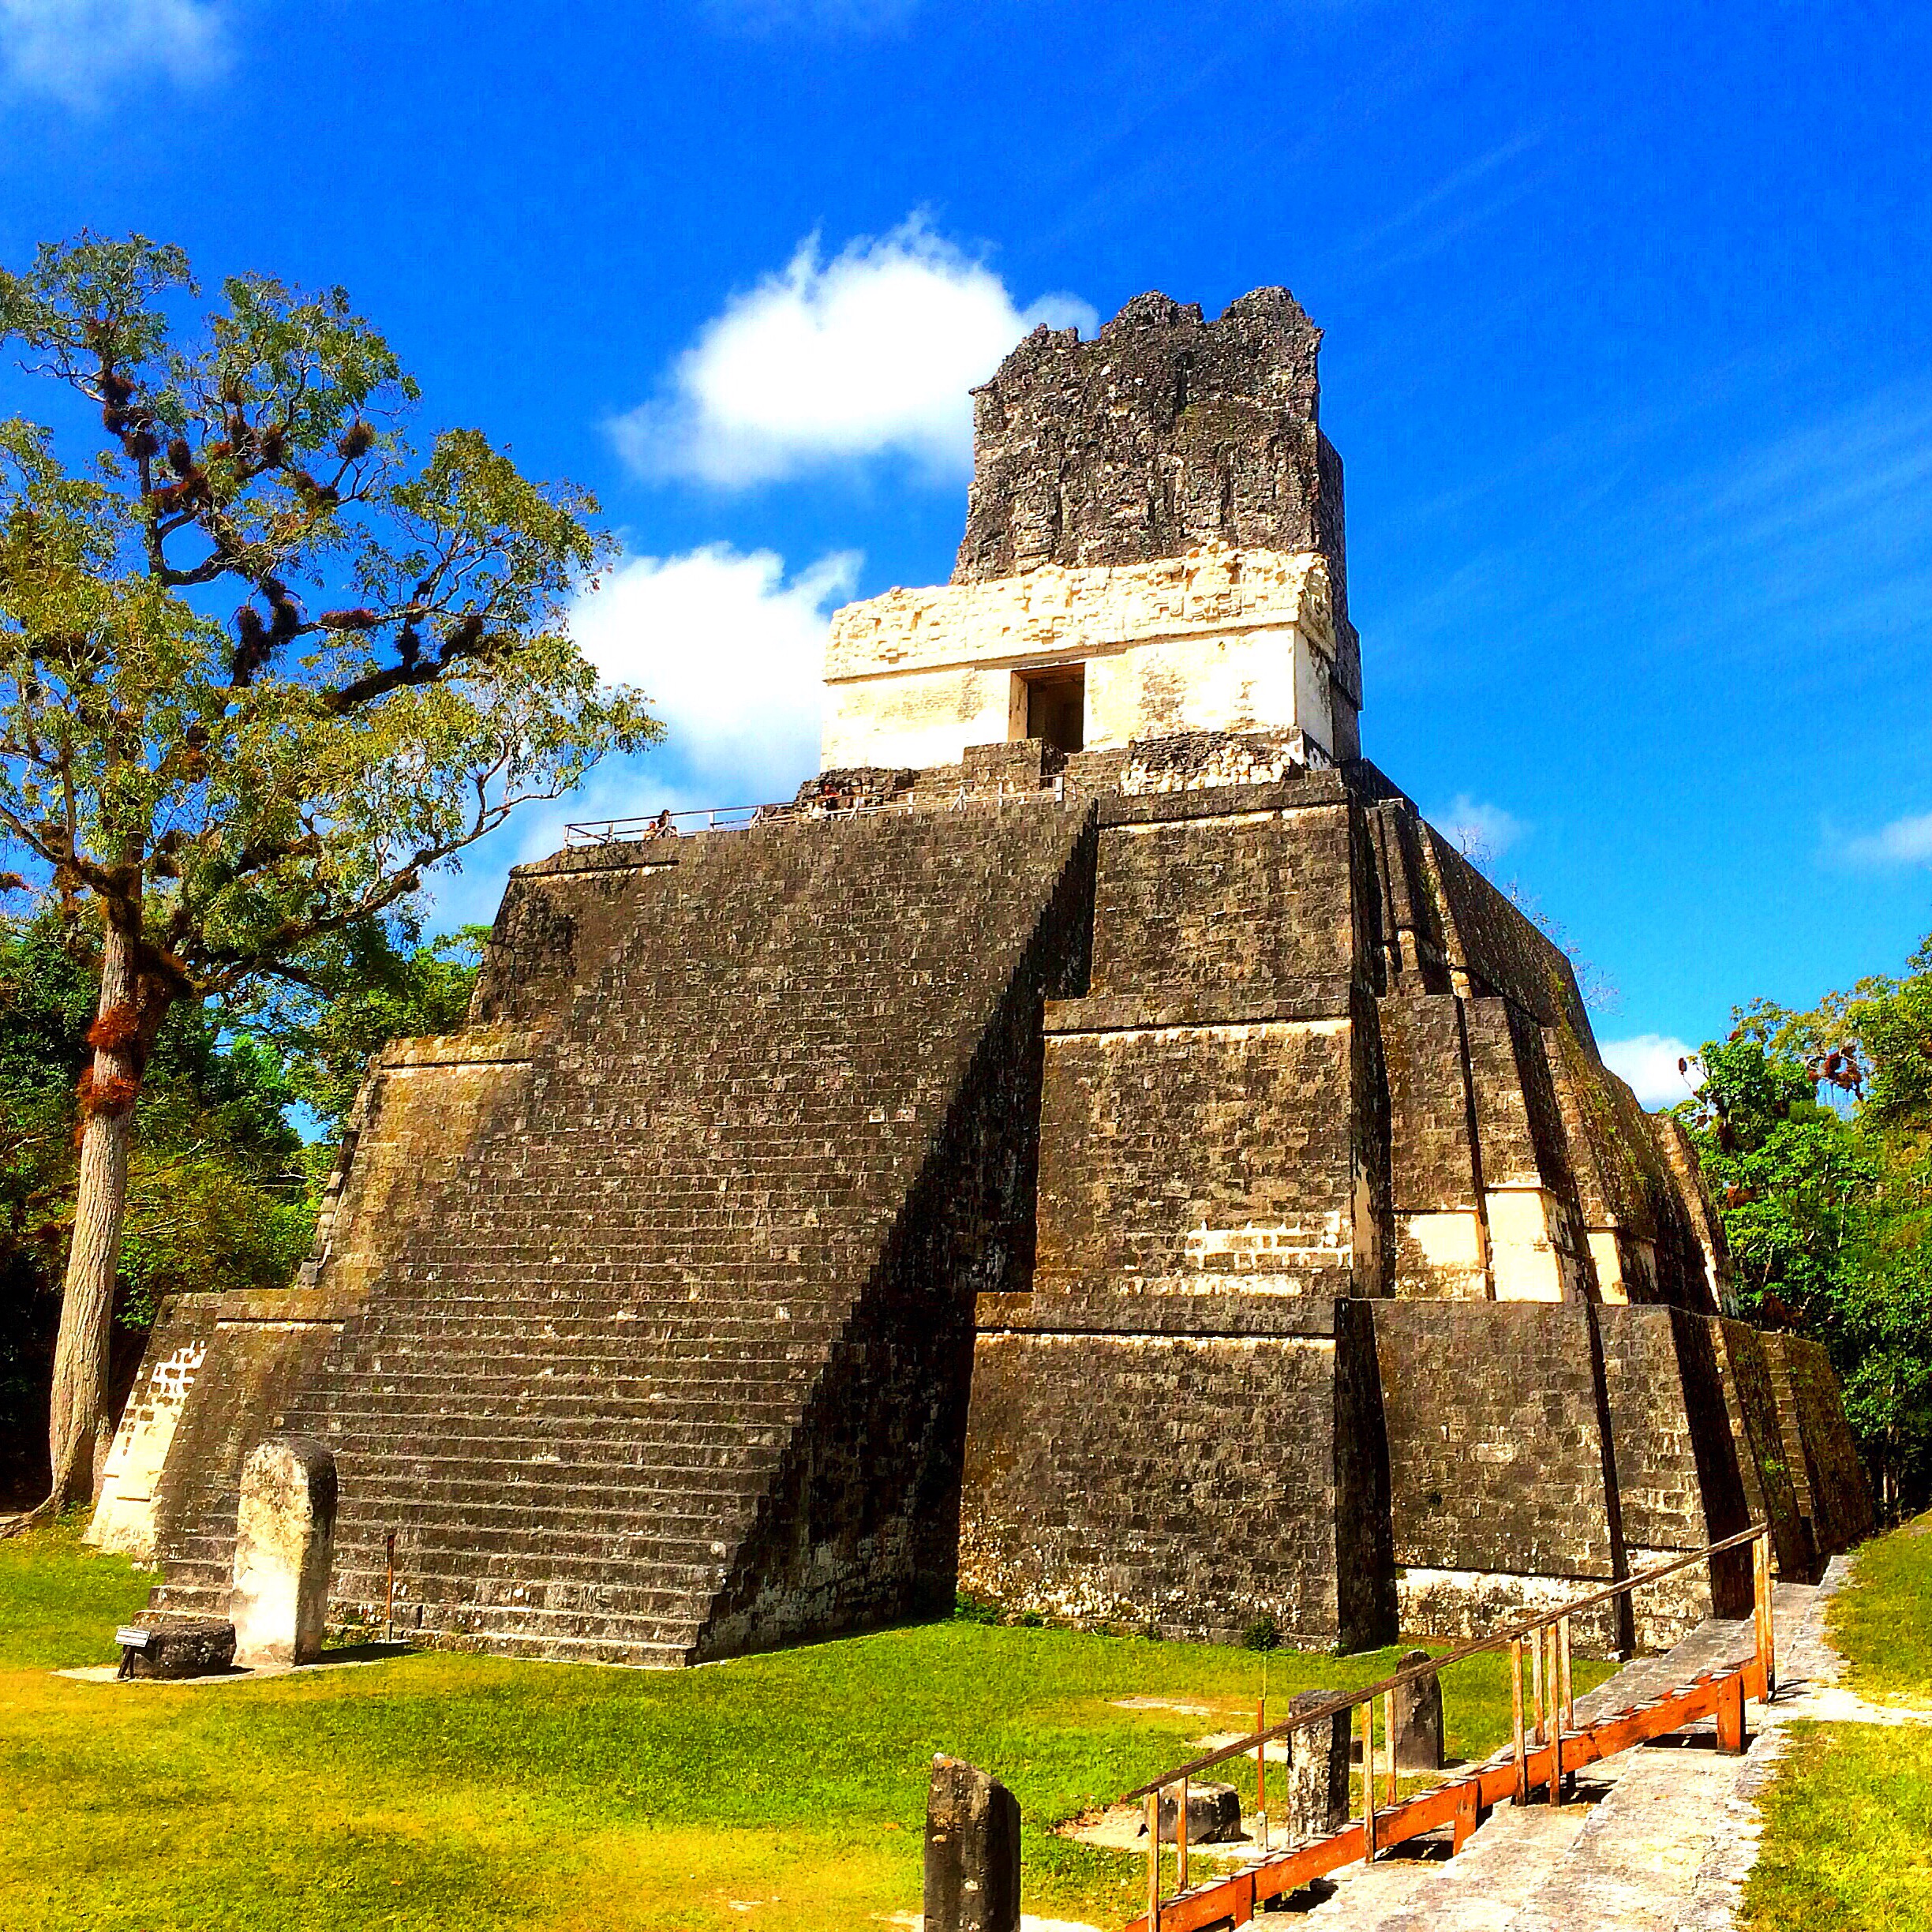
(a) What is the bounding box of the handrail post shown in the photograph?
[1531,1619,1544,1744]
[1383,1687,1397,1807]
[1146,1789,1160,1932]
[1547,1624,1563,1807]
[1255,1695,1267,1853]
[1361,1700,1377,1863]
[1511,1635,1527,1803]
[1560,1613,1574,1733]
[1176,1774,1189,1894]
[1754,1527,1776,1702]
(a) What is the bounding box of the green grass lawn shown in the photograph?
[0,1522,1610,1932]
[1744,1724,1932,1931]
[1827,1513,1932,1705]
[1742,1511,1932,1932]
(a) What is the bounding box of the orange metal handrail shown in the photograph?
[1123,1521,1769,1800]
[1127,1522,1776,1932]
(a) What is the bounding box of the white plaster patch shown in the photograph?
[1185,1215,1345,1275]
[88,1336,208,1559]
[821,545,1354,770]
[1485,1189,1571,1302]
[1403,1210,1488,1284]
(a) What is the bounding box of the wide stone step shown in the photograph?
[343,1315,851,1344]
[336,1572,716,1627]
[342,1311,850,1340]
[331,1462,773,1503]
[324,1360,822,1391]
[334,1575,718,1623]
[331,1500,757,1550]
[406,1619,698,1666]
[333,1441,775,1479]
[341,1556,726,1606]
[308,1391,809,1428]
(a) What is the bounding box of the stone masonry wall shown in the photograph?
[469,845,681,1026]
[957,769,1397,1649]
[1597,1306,1753,1643]
[953,290,1354,664]
[961,1303,1393,1647]
[90,1291,220,1560]
[243,799,1099,1664]
[1711,1318,1812,1578]
[1378,994,1488,1300]
[1373,1301,1631,1651]
[134,1291,350,1608]
[1769,1334,1876,1554]
[115,1031,539,1581]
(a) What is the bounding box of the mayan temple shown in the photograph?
[93,287,1872,1664]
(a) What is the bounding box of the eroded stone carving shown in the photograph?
[1391,1649,1446,1771]
[1283,1690,1351,1841]
[924,1757,1020,1932]
[230,1436,336,1667]
[953,290,1346,624]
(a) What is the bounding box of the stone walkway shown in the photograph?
[1273,1558,1927,1931]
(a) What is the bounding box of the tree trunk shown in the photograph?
[44,923,160,1512]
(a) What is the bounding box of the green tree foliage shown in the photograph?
[245,919,485,1142]
[0,911,311,1501]
[1680,937,1932,1518]
[0,231,658,1508]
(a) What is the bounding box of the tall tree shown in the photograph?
[1,908,314,1505]
[0,234,657,1515]
[1681,935,1932,1518]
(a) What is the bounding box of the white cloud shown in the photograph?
[1601,1034,1699,1110]
[1837,811,1932,869]
[1436,792,1528,861]
[612,215,1095,487]
[569,542,859,801]
[0,0,227,107]
[421,542,856,928]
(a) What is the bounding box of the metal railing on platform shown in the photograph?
[560,781,1061,848]
[564,803,793,846]
[1125,1524,1776,1932]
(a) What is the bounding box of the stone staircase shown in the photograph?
[151,796,1095,1663]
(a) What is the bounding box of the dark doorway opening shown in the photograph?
[1023,667,1086,754]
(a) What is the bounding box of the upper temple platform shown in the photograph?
[821,543,1358,773]
[821,288,1361,776]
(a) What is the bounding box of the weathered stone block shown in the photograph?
[1156,1780,1242,1844]
[230,1436,336,1667]
[117,1616,234,1679]
[924,1757,1020,1932]
[951,290,1347,628]
[1391,1649,1444,1771]
[1283,1689,1350,1840]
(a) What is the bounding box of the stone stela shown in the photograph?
[92,286,1871,1668]
[230,1437,336,1668]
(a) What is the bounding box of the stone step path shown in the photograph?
[1280,1559,1922,1931]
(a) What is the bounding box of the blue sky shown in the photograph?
[2,0,1928,1102]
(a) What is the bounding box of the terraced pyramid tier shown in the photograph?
[148,797,1097,1664]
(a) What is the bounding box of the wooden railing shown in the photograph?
[1125,1524,1776,1932]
